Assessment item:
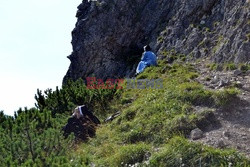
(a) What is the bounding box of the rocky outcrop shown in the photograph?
[63,0,250,83]
[157,0,250,63]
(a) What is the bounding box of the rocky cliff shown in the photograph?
[63,0,250,82]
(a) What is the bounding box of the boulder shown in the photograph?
[234,69,242,76]
[190,128,203,140]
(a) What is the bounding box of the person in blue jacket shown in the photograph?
[136,45,157,74]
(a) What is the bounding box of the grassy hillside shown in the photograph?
[0,60,249,166]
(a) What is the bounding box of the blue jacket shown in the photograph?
[136,51,157,74]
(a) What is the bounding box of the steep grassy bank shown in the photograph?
[0,60,249,166]
[67,61,248,166]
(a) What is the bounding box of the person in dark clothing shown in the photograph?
[62,105,100,141]
[63,116,87,140]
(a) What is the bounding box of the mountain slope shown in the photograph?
[67,60,250,166]
[1,0,250,166]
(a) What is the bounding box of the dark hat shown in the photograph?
[144,45,151,51]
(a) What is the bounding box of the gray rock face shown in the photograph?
[63,0,250,82]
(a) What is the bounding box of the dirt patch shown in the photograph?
[190,60,250,158]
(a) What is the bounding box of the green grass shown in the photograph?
[224,63,237,71]
[213,88,239,107]
[212,35,224,54]
[67,60,248,166]
[207,63,219,71]
[159,49,186,63]
[157,36,164,43]
[207,62,250,73]
[213,21,220,27]
[149,136,249,167]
